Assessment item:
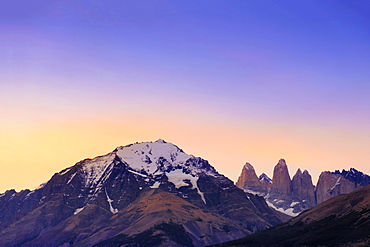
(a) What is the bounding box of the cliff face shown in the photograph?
[266,160,316,215]
[236,163,268,196]
[236,160,370,217]
[216,184,370,247]
[292,169,316,210]
[316,171,361,204]
[236,160,316,216]
[267,159,293,210]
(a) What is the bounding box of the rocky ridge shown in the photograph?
[214,184,370,247]
[236,159,370,216]
[0,139,288,247]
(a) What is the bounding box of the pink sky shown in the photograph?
[1,1,369,192]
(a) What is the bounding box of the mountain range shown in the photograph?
[236,159,370,216]
[212,183,370,247]
[0,140,288,247]
[1,139,369,246]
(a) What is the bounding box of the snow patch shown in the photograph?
[151,181,161,189]
[25,190,35,198]
[290,201,300,207]
[243,188,266,197]
[259,173,272,183]
[59,168,71,176]
[115,141,213,204]
[128,170,147,177]
[67,173,76,184]
[167,169,206,204]
[266,201,299,217]
[330,177,341,191]
[105,189,118,214]
[81,153,115,189]
[74,207,85,215]
[246,195,256,208]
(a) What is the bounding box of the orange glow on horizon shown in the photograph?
[1,113,369,193]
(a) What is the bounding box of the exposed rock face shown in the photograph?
[0,140,288,247]
[236,163,268,196]
[334,168,370,186]
[259,173,272,194]
[267,159,292,209]
[291,169,316,211]
[316,171,362,204]
[0,188,43,231]
[236,159,316,216]
[25,189,250,247]
[259,173,271,181]
[236,159,370,217]
[216,184,370,247]
[262,160,316,216]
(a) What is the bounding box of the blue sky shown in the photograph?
[0,1,369,192]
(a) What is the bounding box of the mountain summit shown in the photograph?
[0,140,288,247]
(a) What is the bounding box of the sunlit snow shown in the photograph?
[116,139,193,174]
[73,140,212,205]
[81,153,115,188]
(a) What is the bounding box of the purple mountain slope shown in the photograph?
[0,140,288,247]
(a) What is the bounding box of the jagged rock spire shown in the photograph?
[236,159,370,217]
[236,163,268,196]
[292,168,316,208]
[269,159,292,202]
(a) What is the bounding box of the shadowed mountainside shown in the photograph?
[0,140,288,247]
[211,184,370,247]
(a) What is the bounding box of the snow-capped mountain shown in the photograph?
[0,140,288,247]
[53,139,218,213]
